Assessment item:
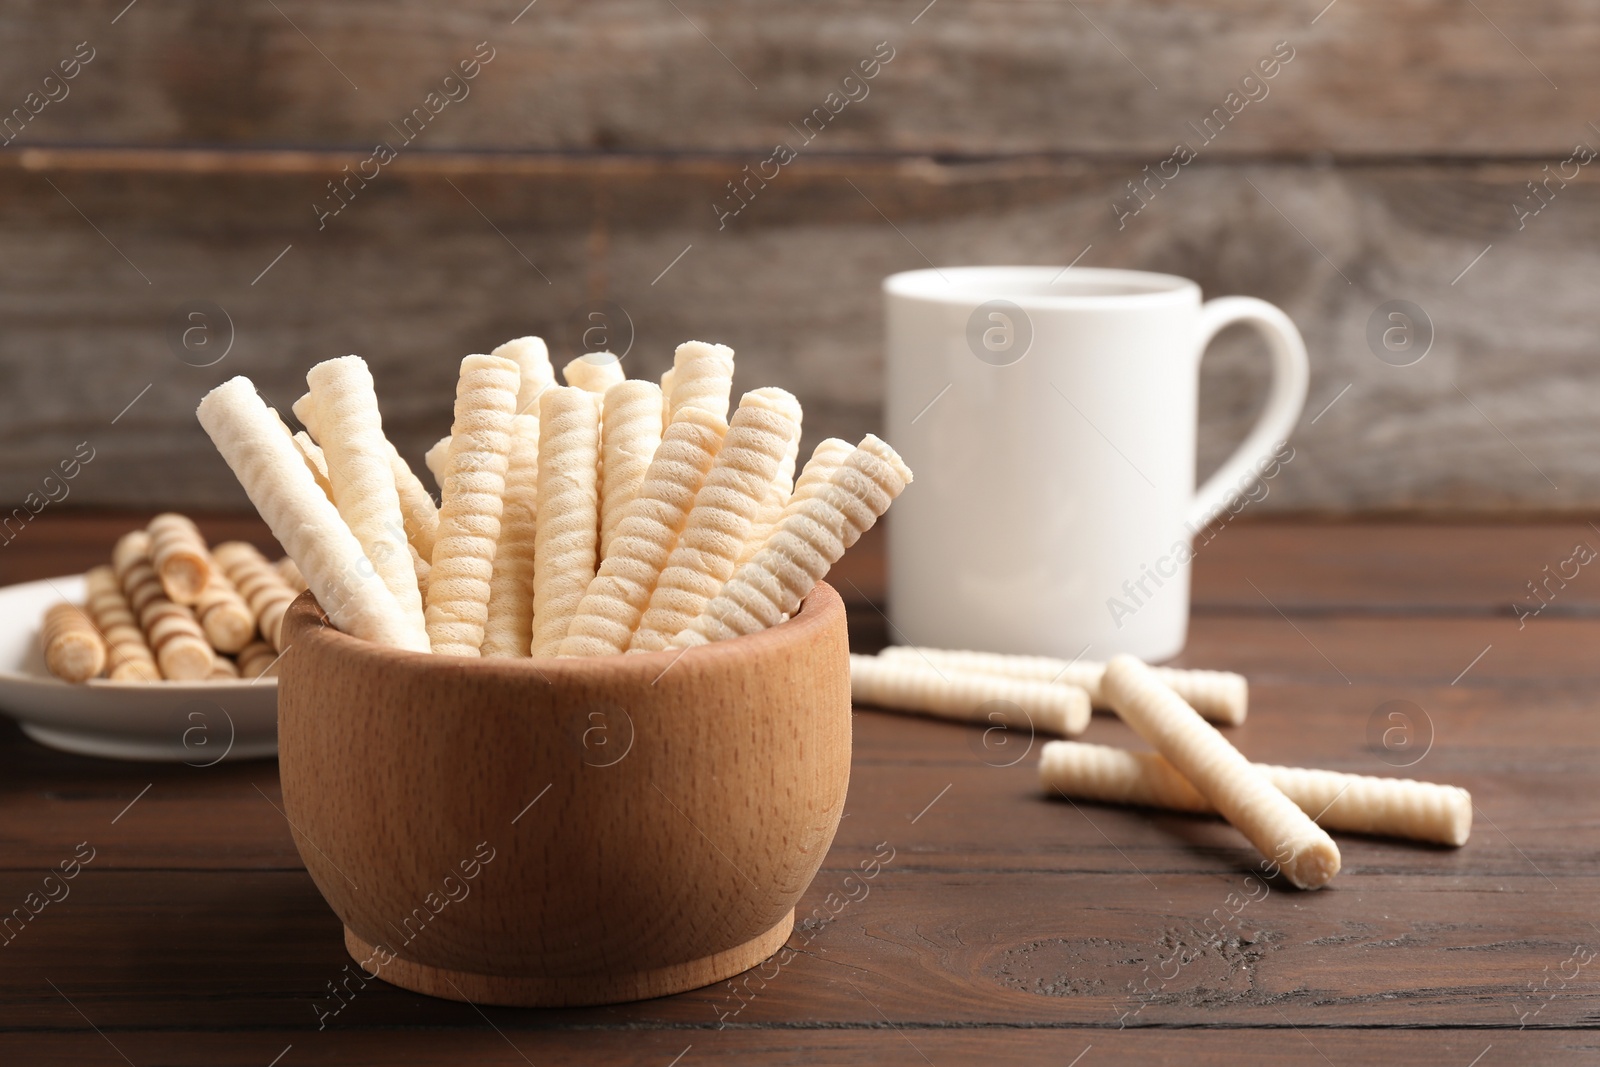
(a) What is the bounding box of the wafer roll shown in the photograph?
[563,354,626,396]
[194,568,255,653]
[481,414,540,657]
[424,435,452,489]
[237,639,280,679]
[198,377,426,652]
[1039,741,1472,847]
[666,341,735,423]
[632,388,803,651]
[214,542,299,652]
[599,380,664,560]
[291,432,335,500]
[530,387,603,656]
[147,513,212,606]
[493,335,556,416]
[85,565,160,681]
[877,646,1248,726]
[42,602,108,683]
[426,354,521,656]
[307,356,430,648]
[735,423,803,569]
[114,530,215,680]
[275,555,308,594]
[208,657,240,680]
[670,434,912,648]
[1101,655,1340,889]
[851,655,1089,736]
[557,407,727,656]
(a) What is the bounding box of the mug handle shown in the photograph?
[1185,296,1310,529]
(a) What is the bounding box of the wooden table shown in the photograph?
[3,514,1596,1065]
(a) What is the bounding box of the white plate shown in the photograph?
[0,574,278,763]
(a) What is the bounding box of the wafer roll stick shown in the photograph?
[208,657,240,680]
[307,356,430,648]
[563,354,627,396]
[481,414,540,657]
[493,335,556,416]
[850,654,1089,736]
[197,377,427,652]
[424,435,452,489]
[670,435,912,648]
[291,432,335,500]
[275,556,308,594]
[599,380,664,560]
[738,435,846,569]
[214,542,299,652]
[666,341,735,423]
[877,646,1248,726]
[113,530,215,680]
[426,355,521,656]
[1038,741,1472,847]
[194,568,255,653]
[530,387,603,656]
[1102,655,1340,889]
[85,565,160,681]
[237,639,280,678]
[632,388,803,651]
[147,513,212,606]
[558,407,728,657]
[43,602,108,683]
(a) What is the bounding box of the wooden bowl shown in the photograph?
[276,582,851,1007]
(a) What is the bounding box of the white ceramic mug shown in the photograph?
[884,266,1309,662]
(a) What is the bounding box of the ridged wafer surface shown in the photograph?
[147,513,211,606]
[850,655,1089,736]
[197,377,425,651]
[307,356,430,649]
[670,434,912,647]
[558,407,727,656]
[666,341,735,423]
[738,436,845,569]
[425,354,521,656]
[85,565,160,681]
[114,530,215,680]
[492,335,555,416]
[530,387,602,656]
[424,435,452,490]
[43,602,107,683]
[481,414,540,657]
[631,388,802,651]
[563,354,626,396]
[1101,655,1340,889]
[599,380,664,560]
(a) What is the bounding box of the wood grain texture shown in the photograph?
[1,159,1594,512]
[0,516,1595,1061]
[276,581,853,1005]
[0,1,1593,156]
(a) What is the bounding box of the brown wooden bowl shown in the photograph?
[277,583,851,1007]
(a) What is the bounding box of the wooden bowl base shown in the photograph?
[345,909,796,1007]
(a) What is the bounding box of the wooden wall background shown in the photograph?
[1,0,1596,512]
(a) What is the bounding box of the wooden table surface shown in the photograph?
[3,513,1598,1065]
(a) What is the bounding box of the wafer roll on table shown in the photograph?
[1101,654,1340,889]
[1039,741,1472,847]
[851,654,1090,736]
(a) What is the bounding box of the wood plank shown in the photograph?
[1,160,1595,513]
[1,1,1595,156]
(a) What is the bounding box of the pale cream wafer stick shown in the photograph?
[481,414,540,657]
[426,354,522,656]
[85,565,160,681]
[208,657,240,680]
[194,567,255,653]
[275,556,308,593]
[424,435,452,489]
[291,432,335,500]
[42,602,108,683]
[114,530,215,680]
[670,434,912,648]
[599,380,664,560]
[492,335,556,416]
[563,354,626,396]
[214,543,298,651]
[558,406,728,657]
[1101,655,1339,889]
[1038,741,1471,847]
[197,377,427,652]
[306,356,430,648]
[736,433,842,570]
[530,387,602,656]
[631,388,803,651]
[295,393,441,561]
[877,646,1248,726]
[666,341,735,423]
[850,654,1089,736]
[237,639,280,679]
[146,513,211,605]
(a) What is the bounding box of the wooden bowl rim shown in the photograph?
[282,580,845,683]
